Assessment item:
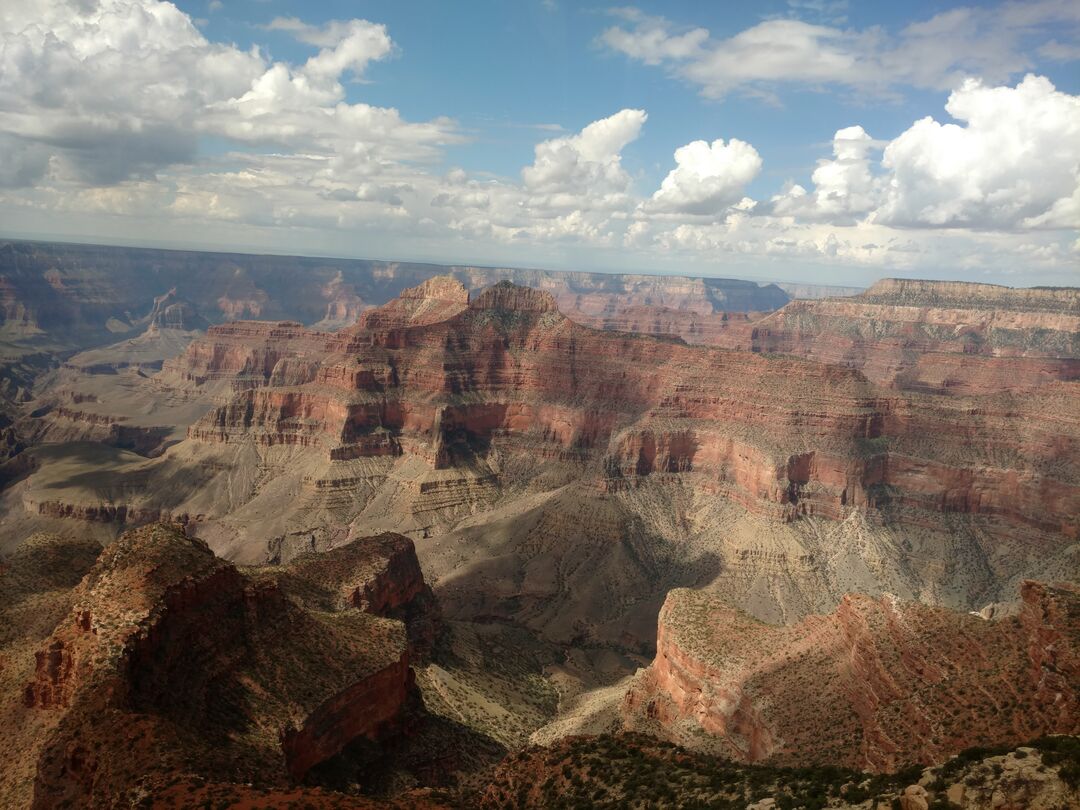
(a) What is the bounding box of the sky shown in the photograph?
[0,1,1078,286]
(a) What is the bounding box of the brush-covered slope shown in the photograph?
[476,732,1080,810]
[622,581,1080,772]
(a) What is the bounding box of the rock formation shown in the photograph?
[6,523,438,808]
[7,274,1075,654]
[622,581,1079,771]
[154,277,1080,549]
[2,239,1079,807]
[750,279,1080,394]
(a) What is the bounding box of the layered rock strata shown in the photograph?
[160,278,1079,546]
[751,279,1080,394]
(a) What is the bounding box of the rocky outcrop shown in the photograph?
[158,320,338,392]
[20,523,432,807]
[144,287,208,333]
[623,581,1080,771]
[22,406,172,455]
[469,281,559,313]
[283,532,442,659]
[313,271,368,330]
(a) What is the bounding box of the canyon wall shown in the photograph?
[750,279,1080,394]
[158,278,1079,546]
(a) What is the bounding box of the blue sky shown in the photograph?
[1,0,1078,285]
[190,0,1078,197]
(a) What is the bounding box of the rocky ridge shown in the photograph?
[0,240,789,354]
[622,580,1080,771]
[6,524,438,808]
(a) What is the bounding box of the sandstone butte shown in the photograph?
[1,523,439,809]
[622,580,1080,772]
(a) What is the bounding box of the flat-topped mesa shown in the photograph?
[751,279,1080,394]
[352,274,470,332]
[469,281,560,313]
[622,580,1080,772]
[23,523,427,806]
[859,278,1080,313]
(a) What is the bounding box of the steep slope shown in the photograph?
[10,278,1078,637]
[127,280,1080,547]
[6,523,438,809]
[622,581,1080,771]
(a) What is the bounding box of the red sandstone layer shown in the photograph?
[155,279,1080,543]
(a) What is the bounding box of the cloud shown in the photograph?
[300,20,393,82]
[522,108,646,196]
[266,17,394,82]
[772,126,880,222]
[767,75,1080,232]
[648,138,762,215]
[0,1,1074,284]
[599,2,1080,98]
[0,0,453,186]
[874,75,1080,229]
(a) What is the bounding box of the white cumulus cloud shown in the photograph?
[772,126,880,222]
[522,108,646,195]
[874,75,1080,229]
[648,138,762,214]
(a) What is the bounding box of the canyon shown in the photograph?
[0,239,790,355]
[0,239,1077,807]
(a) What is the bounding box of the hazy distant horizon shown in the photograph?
[12,230,1080,294]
